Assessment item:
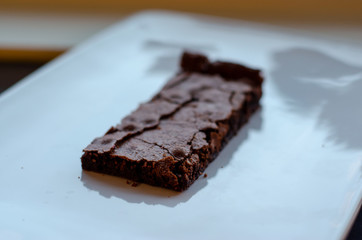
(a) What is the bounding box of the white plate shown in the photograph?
[0,11,361,240]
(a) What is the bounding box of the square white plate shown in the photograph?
[0,11,361,240]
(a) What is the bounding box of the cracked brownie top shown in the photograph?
[84,52,262,165]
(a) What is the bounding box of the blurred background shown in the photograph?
[0,1,361,238]
[1,0,362,64]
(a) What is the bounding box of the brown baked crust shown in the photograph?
[81,52,263,191]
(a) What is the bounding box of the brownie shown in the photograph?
[81,52,263,191]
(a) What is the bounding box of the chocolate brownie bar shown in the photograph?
[81,52,263,191]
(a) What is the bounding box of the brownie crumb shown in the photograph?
[131,182,139,187]
[126,180,131,185]
[204,173,208,178]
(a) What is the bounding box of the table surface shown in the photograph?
[1,10,362,61]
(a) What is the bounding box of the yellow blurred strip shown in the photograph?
[0,48,65,63]
[2,0,362,23]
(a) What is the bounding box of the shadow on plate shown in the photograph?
[81,109,263,207]
[271,47,362,150]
